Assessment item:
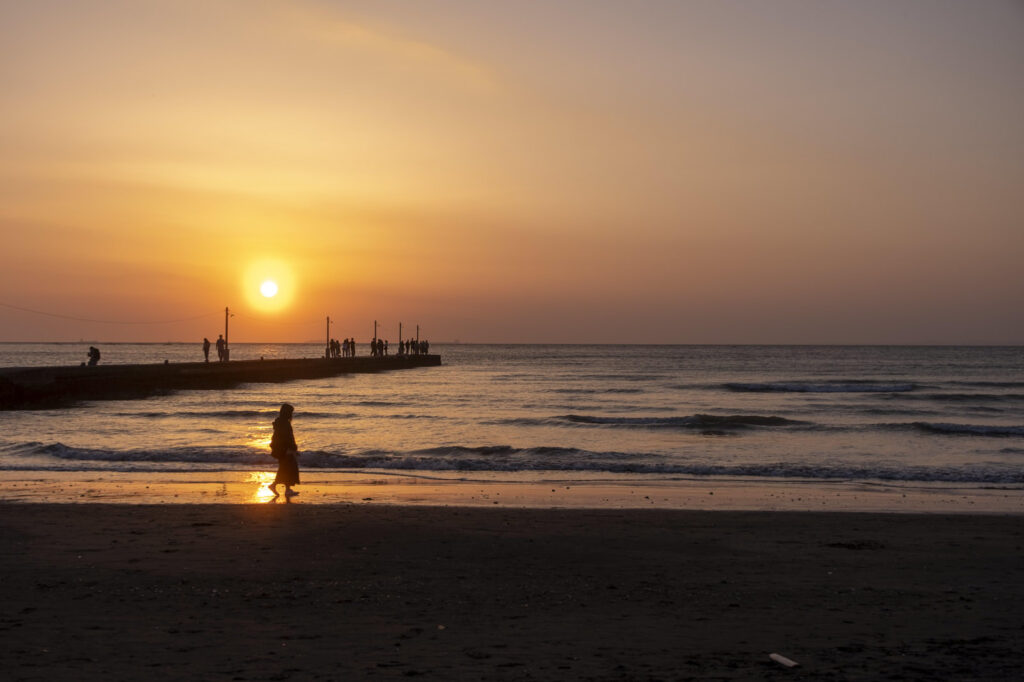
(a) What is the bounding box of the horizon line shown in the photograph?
[0,341,1021,348]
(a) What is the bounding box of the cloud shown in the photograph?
[268,1,498,93]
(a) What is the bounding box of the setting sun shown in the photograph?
[242,259,296,314]
[260,280,279,298]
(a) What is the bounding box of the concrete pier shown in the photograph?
[0,355,441,409]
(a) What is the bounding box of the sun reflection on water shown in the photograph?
[248,432,272,450]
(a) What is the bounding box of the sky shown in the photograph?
[1,0,1022,344]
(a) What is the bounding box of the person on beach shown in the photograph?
[268,403,299,497]
[202,337,211,363]
[216,335,225,362]
[87,346,100,366]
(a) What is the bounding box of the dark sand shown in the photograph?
[2,504,1022,680]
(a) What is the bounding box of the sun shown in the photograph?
[260,280,278,298]
[242,259,296,313]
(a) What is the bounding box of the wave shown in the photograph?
[950,380,1024,389]
[904,422,1024,438]
[725,381,916,393]
[559,414,804,429]
[490,414,805,431]
[894,393,1024,404]
[33,442,267,465]
[112,409,272,419]
[859,407,942,417]
[497,416,1022,438]
[380,413,447,420]
[5,441,1022,483]
[548,388,645,395]
[110,409,349,420]
[577,373,668,383]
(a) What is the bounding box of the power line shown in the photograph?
[0,301,221,325]
[226,311,323,327]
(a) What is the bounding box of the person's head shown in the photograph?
[279,403,295,420]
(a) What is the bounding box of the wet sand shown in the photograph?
[2,503,1022,680]
[3,469,1022,513]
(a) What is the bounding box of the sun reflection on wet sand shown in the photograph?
[1,471,1020,512]
[247,471,277,502]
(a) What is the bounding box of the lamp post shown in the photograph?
[224,306,231,361]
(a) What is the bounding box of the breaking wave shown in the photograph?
[3,441,1022,483]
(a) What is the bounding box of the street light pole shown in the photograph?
[326,316,331,358]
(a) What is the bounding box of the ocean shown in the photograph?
[0,343,1022,485]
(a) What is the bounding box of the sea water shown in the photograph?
[0,344,1022,485]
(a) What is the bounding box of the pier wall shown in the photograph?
[0,355,441,409]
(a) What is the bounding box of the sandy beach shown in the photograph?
[2,502,1022,680]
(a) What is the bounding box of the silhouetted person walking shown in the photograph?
[268,403,299,498]
[87,346,100,366]
[202,337,211,363]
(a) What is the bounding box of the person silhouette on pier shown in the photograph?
[202,337,211,363]
[268,403,300,498]
[216,335,226,362]
[87,346,101,366]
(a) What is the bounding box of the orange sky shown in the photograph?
[2,0,1022,343]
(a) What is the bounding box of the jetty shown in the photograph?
[0,355,441,410]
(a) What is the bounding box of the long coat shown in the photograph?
[270,416,299,486]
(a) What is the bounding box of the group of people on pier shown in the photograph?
[201,335,228,362]
[366,337,430,357]
[327,338,357,358]
[401,338,429,355]
[191,336,431,362]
